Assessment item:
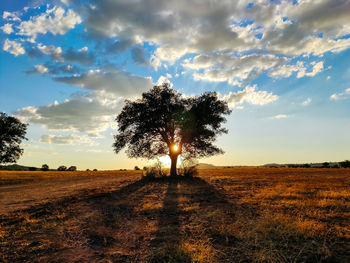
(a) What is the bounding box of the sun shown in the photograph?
[173,144,179,152]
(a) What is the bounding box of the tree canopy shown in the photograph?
[0,112,27,164]
[113,84,231,176]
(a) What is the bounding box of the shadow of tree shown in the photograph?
[2,176,240,262]
[149,177,192,262]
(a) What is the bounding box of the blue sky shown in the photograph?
[0,0,349,169]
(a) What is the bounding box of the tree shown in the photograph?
[57,165,67,171]
[0,112,27,164]
[41,164,49,171]
[339,160,350,168]
[134,166,140,170]
[113,84,231,176]
[67,166,77,171]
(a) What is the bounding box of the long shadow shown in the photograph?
[147,176,241,262]
[149,177,192,263]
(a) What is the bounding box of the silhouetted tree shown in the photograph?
[57,165,67,171]
[41,164,49,171]
[67,166,77,171]
[339,160,350,168]
[113,84,231,176]
[134,166,140,170]
[0,112,27,164]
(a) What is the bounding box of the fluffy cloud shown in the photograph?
[40,134,93,144]
[1,23,13,34]
[296,61,324,78]
[222,85,278,108]
[82,0,350,61]
[273,114,288,119]
[302,98,312,106]
[3,39,25,56]
[54,68,153,97]
[34,64,49,74]
[330,88,350,100]
[13,92,121,133]
[184,53,287,85]
[17,6,81,41]
[268,61,324,79]
[36,44,94,65]
[3,11,21,22]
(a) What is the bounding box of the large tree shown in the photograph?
[0,112,28,164]
[113,84,231,176]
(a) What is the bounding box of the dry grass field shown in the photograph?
[1,168,349,262]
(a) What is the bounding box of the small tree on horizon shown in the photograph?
[67,166,77,171]
[113,84,231,176]
[41,164,49,171]
[57,165,67,171]
[0,112,27,164]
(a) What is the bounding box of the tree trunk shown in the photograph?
[170,154,178,176]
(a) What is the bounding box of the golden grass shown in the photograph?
[0,168,349,262]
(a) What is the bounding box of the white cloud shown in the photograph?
[37,43,63,60]
[273,114,288,119]
[3,11,21,21]
[1,23,14,34]
[150,55,161,71]
[302,98,312,106]
[222,85,278,108]
[78,46,88,52]
[34,64,49,74]
[13,92,121,133]
[156,75,173,88]
[41,134,94,144]
[83,0,350,61]
[3,39,25,56]
[18,6,81,41]
[185,53,287,86]
[330,88,350,100]
[327,76,331,80]
[54,68,153,97]
[297,61,324,78]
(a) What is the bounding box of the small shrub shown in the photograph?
[67,166,77,171]
[142,159,167,178]
[93,168,98,171]
[134,166,140,170]
[57,165,67,171]
[178,157,198,177]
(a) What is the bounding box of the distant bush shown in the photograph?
[41,164,49,171]
[57,165,67,171]
[134,166,140,170]
[28,167,37,171]
[339,160,350,168]
[86,169,90,171]
[93,168,98,171]
[67,166,77,171]
[322,162,330,168]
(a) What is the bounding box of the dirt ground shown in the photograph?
[1,168,349,262]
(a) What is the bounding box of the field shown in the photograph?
[1,168,349,262]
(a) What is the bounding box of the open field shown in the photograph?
[1,168,349,262]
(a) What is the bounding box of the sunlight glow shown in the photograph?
[173,144,179,152]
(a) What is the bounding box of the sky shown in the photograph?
[0,0,349,170]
